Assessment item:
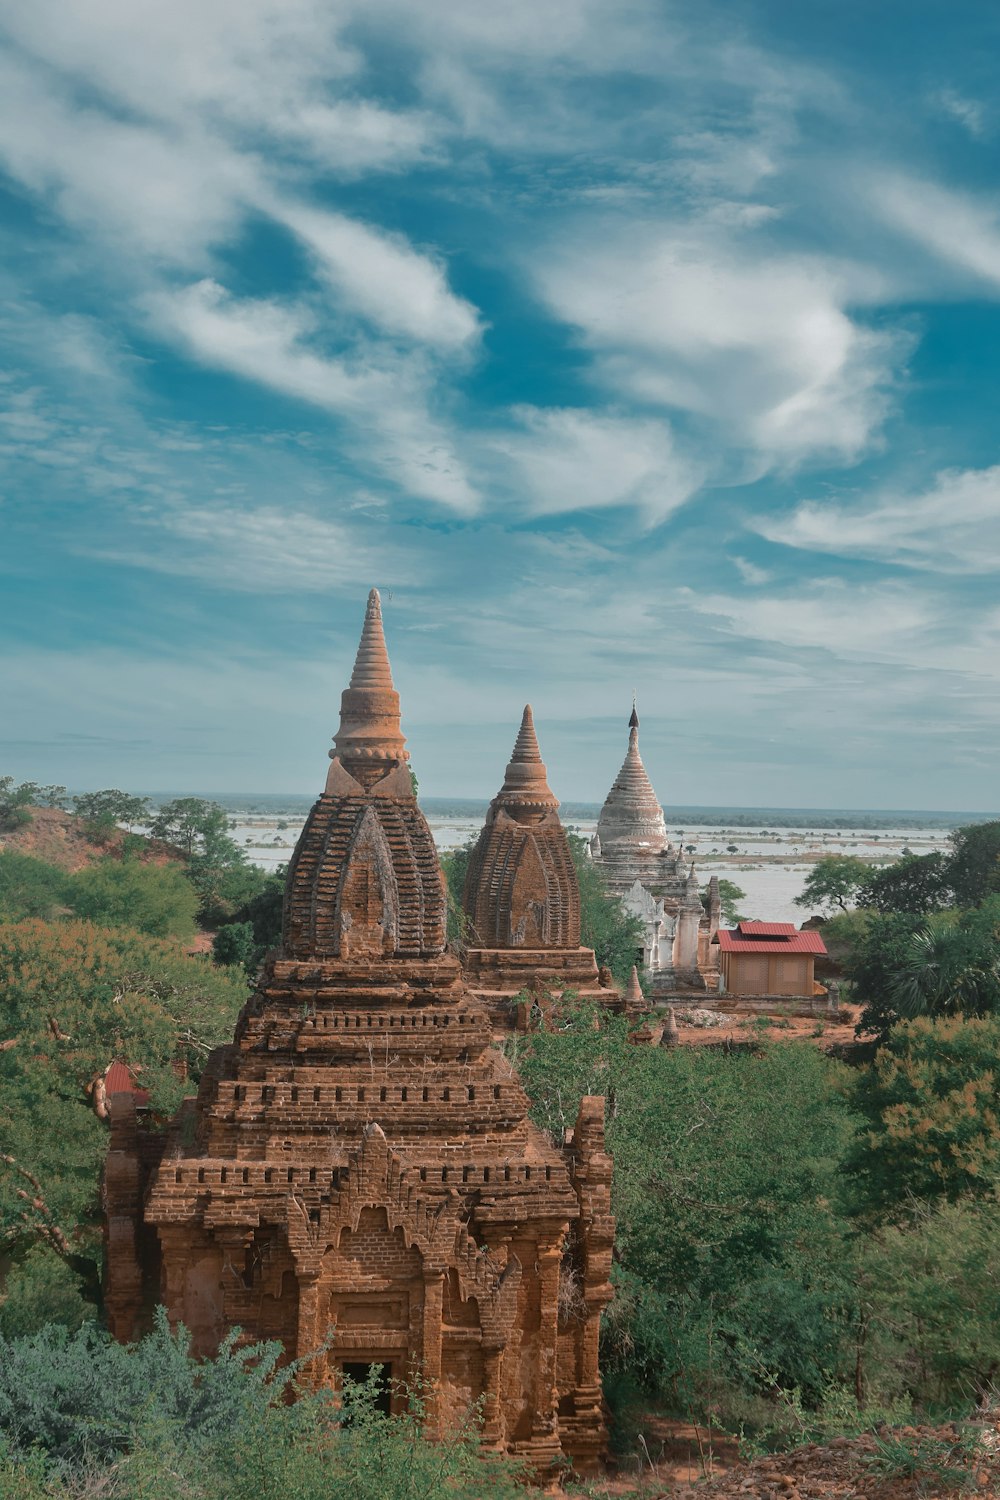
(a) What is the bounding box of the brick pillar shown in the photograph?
[528,1239,563,1467]
[296,1275,325,1384]
[481,1344,504,1448]
[420,1269,445,1434]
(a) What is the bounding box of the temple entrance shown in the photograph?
[341,1360,393,1417]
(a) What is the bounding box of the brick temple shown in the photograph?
[462,704,632,1029]
[104,590,614,1472]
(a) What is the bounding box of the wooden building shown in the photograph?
[715,921,826,999]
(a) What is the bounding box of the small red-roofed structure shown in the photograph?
[715,922,827,999]
[104,1061,150,1106]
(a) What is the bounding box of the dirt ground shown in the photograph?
[665,1004,864,1053]
[554,1415,1000,1499]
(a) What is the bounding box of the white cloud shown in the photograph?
[146,280,383,410]
[731,556,772,586]
[490,406,702,522]
[687,578,1000,683]
[870,173,1000,288]
[88,503,417,592]
[534,224,903,473]
[754,465,1000,574]
[933,88,987,140]
[146,280,480,511]
[277,203,481,349]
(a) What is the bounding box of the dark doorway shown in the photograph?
[341,1360,392,1417]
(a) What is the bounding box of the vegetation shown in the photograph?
[567,832,645,988]
[794,854,871,915]
[709,877,746,924]
[0,919,247,1312]
[511,1005,1000,1446]
[0,1314,525,1499]
[72,788,150,841]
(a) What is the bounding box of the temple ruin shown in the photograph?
[590,705,720,997]
[104,590,614,1473]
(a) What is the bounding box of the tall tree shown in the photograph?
[947,820,1000,908]
[859,851,953,915]
[794,855,871,915]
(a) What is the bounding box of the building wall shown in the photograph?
[722,952,814,997]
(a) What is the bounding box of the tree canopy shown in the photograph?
[0,920,248,1305]
[794,855,871,915]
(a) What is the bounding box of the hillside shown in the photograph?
[0,806,179,872]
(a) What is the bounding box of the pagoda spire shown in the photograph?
[496,705,559,809]
[330,588,410,790]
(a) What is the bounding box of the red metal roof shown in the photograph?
[716,927,827,955]
[737,921,798,936]
[104,1061,150,1104]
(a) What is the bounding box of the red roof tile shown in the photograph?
[716,927,827,955]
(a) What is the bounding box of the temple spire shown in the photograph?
[596,701,667,853]
[349,588,395,691]
[497,705,559,809]
[330,588,410,791]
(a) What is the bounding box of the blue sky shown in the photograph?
[1,0,999,809]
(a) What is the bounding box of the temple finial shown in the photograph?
[349,588,395,692]
[330,588,409,791]
[629,696,639,731]
[497,705,559,808]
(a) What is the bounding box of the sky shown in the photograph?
[1,0,999,810]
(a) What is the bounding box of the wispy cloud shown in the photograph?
[533,221,905,475]
[753,466,1000,574]
[490,406,703,523]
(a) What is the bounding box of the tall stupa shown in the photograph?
[590,704,719,994]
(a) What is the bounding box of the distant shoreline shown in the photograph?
[112,793,996,831]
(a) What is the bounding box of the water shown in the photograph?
[192,797,975,925]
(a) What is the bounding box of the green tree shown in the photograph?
[848,1015,1000,1213]
[511,1013,857,1406]
[947,820,1000,908]
[212,920,259,973]
[794,855,871,915]
[0,1312,525,1499]
[0,851,68,922]
[440,838,474,946]
[849,911,926,1041]
[211,872,285,973]
[0,920,247,1303]
[72,789,150,840]
[865,1194,1000,1405]
[149,798,233,860]
[0,779,36,833]
[883,907,1000,1024]
[66,859,200,940]
[859,852,953,915]
[568,833,645,988]
[708,878,746,925]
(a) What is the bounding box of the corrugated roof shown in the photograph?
[716,928,827,955]
[104,1061,150,1103]
[737,921,797,935]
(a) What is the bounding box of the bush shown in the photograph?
[0,1312,526,1499]
[0,851,69,922]
[66,860,200,939]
